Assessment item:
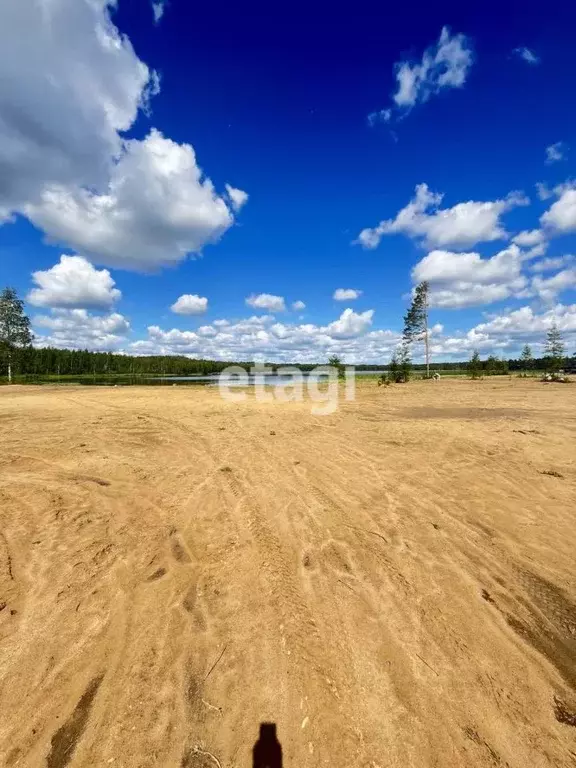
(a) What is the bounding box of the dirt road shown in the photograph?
[0,380,575,767]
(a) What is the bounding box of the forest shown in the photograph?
[1,343,573,380]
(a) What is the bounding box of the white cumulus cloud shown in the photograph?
[529,255,574,272]
[225,184,249,212]
[127,302,576,364]
[512,229,545,247]
[531,268,576,303]
[412,245,531,308]
[357,183,528,251]
[171,294,208,315]
[420,303,576,359]
[25,130,241,271]
[131,309,378,363]
[412,243,576,309]
[326,309,373,338]
[28,255,121,309]
[427,304,576,359]
[33,309,130,350]
[333,288,362,301]
[0,0,246,270]
[0,0,150,216]
[291,300,306,311]
[246,294,287,312]
[541,184,576,235]
[474,304,576,339]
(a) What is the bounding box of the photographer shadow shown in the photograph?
[252,722,282,767]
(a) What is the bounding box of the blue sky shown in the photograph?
[1,0,576,362]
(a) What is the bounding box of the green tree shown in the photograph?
[468,350,482,380]
[384,347,411,383]
[544,323,564,374]
[496,357,509,375]
[520,344,533,373]
[0,288,33,383]
[388,351,399,383]
[328,355,345,379]
[398,342,412,383]
[403,281,430,377]
[485,355,497,375]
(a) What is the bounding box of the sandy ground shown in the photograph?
[0,379,575,768]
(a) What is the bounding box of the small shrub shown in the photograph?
[468,350,483,379]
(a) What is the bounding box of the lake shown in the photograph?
[7,370,390,386]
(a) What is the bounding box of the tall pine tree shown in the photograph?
[403,281,430,377]
[544,322,564,374]
[520,344,533,373]
[0,288,33,383]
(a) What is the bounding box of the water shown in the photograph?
[158,372,336,386]
[9,370,391,387]
[158,370,390,384]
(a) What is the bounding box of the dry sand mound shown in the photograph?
[0,379,575,767]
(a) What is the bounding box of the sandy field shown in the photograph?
[0,379,575,768]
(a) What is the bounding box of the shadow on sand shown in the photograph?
[253,722,282,767]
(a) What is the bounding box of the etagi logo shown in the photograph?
[218,364,356,415]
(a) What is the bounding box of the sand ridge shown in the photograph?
[0,379,575,767]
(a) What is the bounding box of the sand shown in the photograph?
[0,378,575,767]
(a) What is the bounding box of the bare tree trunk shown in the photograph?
[7,358,12,384]
[424,294,430,378]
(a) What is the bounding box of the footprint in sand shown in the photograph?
[182,578,208,632]
[167,529,208,631]
[146,566,167,582]
[321,540,355,575]
[169,529,193,564]
[302,551,315,570]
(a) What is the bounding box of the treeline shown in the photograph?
[2,344,575,379]
[268,356,576,373]
[408,357,574,373]
[1,346,251,377]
